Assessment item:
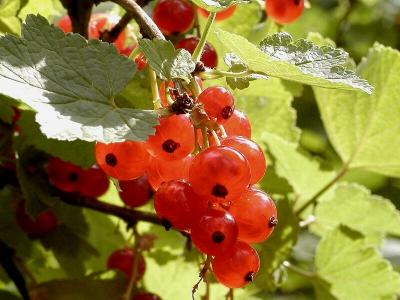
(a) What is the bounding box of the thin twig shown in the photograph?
[192,256,212,300]
[100,13,132,43]
[122,227,140,300]
[225,289,234,300]
[282,261,314,278]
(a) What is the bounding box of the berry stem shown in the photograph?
[282,261,314,278]
[149,68,161,109]
[225,288,234,300]
[218,124,227,138]
[211,130,221,146]
[128,46,141,61]
[201,69,253,80]
[123,228,141,300]
[201,127,210,148]
[192,255,212,300]
[192,12,216,62]
[295,162,350,216]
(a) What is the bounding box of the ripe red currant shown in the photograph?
[189,146,251,203]
[95,141,149,180]
[212,241,260,288]
[16,201,58,237]
[134,53,147,71]
[229,188,277,243]
[146,115,194,161]
[198,87,235,123]
[107,248,146,279]
[223,110,251,138]
[132,293,162,300]
[47,157,83,192]
[146,155,192,191]
[79,165,109,198]
[119,175,153,208]
[152,0,195,35]
[175,37,218,68]
[197,5,237,21]
[57,15,72,33]
[154,180,208,230]
[191,209,238,256]
[221,136,266,184]
[266,0,304,24]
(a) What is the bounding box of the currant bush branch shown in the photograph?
[59,0,94,38]
[100,13,132,43]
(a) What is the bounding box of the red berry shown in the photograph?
[223,110,251,138]
[221,136,266,184]
[16,201,58,237]
[152,0,195,35]
[266,0,304,24]
[198,5,237,21]
[95,141,149,180]
[229,188,277,243]
[198,87,235,123]
[132,293,162,300]
[175,37,218,68]
[189,146,250,203]
[57,15,72,33]
[47,157,83,192]
[212,241,260,288]
[146,155,192,191]
[135,53,148,70]
[154,180,208,230]
[191,209,238,256]
[119,175,153,208]
[146,115,194,161]
[78,165,109,198]
[107,248,146,279]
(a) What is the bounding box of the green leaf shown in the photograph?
[255,199,300,291]
[190,0,249,12]
[0,291,21,300]
[262,134,336,210]
[314,44,400,177]
[224,53,268,90]
[0,0,21,34]
[18,0,63,21]
[315,225,400,300]
[215,30,373,93]
[116,71,153,110]
[235,79,301,144]
[0,94,15,123]
[0,14,157,143]
[138,39,195,81]
[16,110,95,168]
[312,183,400,244]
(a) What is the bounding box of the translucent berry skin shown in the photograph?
[119,175,153,208]
[198,5,237,21]
[107,248,146,279]
[266,0,304,24]
[224,110,251,138]
[191,209,238,256]
[95,141,149,180]
[47,157,83,192]
[154,180,208,230]
[152,0,195,35]
[229,188,277,243]
[79,166,109,198]
[146,155,192,191]
[132,293,162,300]
[212,241,260,288]
[221,136,266,184]
[16,201,58,237]
[198,87,235,123]
[189,146,250,203]
[146,115,194,161]
[175,37,218,69]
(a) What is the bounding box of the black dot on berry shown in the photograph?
[268,216,278,228]
[294,0,300,5]
[211,231,225,243]
[162,139,180,153]
[221,106,234,119]
[245,271,255,282]
[161,218,172,231]
[68,172,79,182]
[105,153,117,167]
[212,184,228,198]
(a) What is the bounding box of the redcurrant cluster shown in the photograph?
[95,83,277,289]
